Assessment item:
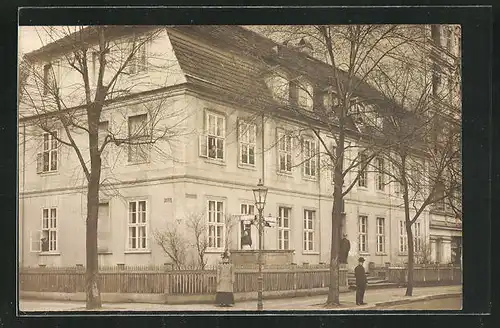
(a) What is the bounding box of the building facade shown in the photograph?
[19,25,461,270]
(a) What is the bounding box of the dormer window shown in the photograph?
[265,74,289,104]
[289,78,313,110]
[322,91,340,109]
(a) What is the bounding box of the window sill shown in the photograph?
[39,252,61,256]
[302,251,319,255]
[205,249,225,254]
[238,163,257,170]
[375,190,386,194]
[38,171,59,176]
[359,252,370,256]
[203,158,226,166]
[302,175,317,182]
[124,250,151,254]
[375,253,388,256]
[357,186,368,190]
[398,253,408,256]
[277,171,293,178]
[98,251,113,255]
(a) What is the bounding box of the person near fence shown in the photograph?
[355,257,368,305]
[339,234,350,265]
[215,251,235,307]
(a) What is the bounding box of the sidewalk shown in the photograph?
[19,285,461,312]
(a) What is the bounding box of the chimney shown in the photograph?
[297,38,313,56]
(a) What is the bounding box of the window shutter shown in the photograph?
[30,230,41,252]
[199,134,208,157]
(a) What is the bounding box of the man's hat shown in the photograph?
[358,257,365,262]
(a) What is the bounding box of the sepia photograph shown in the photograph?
[18,23,463,312]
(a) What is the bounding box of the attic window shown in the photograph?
[265,74,289,104]
[289,78,313,110]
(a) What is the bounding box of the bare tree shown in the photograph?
[255,25,426,306]
[185,212,209,270]
[153,223,188,270]
[19,26,188,308]
[370,58,461,296]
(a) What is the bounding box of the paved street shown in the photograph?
[19,285,461,312]
[378,296,461,310]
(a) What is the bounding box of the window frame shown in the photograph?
[399,220,408,254]
[277,129,293,173]
[302,137,317,179]
[413,221,422,253]
[207,199,225,251]
[200,111,226,161]
[358,153,368,188]
[127,200,148,251]
[40,207,58,253]
[238,120,257,166]
[277,206,292,250]
[127,113,151,164]
[358,215,368,253]
[376,217,386,254]
[303,209,315,252]
[376,157,385,191]
[37,132,59,174]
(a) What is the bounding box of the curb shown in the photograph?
[364,292,462,309]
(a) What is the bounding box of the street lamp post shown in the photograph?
[252,179,268,311]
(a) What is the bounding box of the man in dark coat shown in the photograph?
[339,234,350,264]
[355,257,368,305]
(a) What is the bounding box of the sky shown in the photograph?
[18,26,60,56]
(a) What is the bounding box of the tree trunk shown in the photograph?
[326,109,346,306]
[403,189,414,297]
[85,108,102,309]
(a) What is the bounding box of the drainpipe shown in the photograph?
[21,122,26,268]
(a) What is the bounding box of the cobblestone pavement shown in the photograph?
[19,285,462,312]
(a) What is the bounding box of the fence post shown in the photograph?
[163,263,171,295]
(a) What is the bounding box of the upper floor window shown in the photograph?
[375,157,385,191]
[298,81,314,109]
[200,111,225,161]
[207,200,225,250]
[265,74,289,104]
[430,25,441,46]
[128,200,148,250]
[128,37,149,75]
[303,138,317,178]
[37,132,58,174]
[42,64,53,96]
[399,220,408,254]
[98,121,110,167]
[358,153,368,188]
[128,114,150,163]
[413,221,422,253]
[277,129,292,173]
[239,121,256,166]
[376,217,386,254]
[444,27,453,52]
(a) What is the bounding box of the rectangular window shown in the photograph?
[413,222,422,252]
[99,121,110,167]
[445,27,453,52]
[200,112,225,160]
[41,208,57,252]
[430,25,441,46]
[98,202,111,252]
[298,82,314,109]
[358,153,368,187]
[303,138,317,178]
[208,200,225,249]
[376,217,385,253]
[128,37,149,74]
[376,157,385,191]
[289,80,299,105]
[37,132,58,173]
[43,64,52,95]
[239,121,256,166]
[128,114,150,163]
[240,203,254,216]
[358,215,368,253]
[303,210,315,251]
[128,200,147,250]
[399,220,408,253]
[278,130,292,173]
[278,206,291,250]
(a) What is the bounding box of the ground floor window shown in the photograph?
[128,200,147,250]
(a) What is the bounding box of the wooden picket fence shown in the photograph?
[20,264,347,295]
[386,265,462,284]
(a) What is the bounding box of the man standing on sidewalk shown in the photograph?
[355,257,367,305]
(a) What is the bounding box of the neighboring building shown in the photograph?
[18,25,461,269]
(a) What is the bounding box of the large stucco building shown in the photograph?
[18,25,461,270]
